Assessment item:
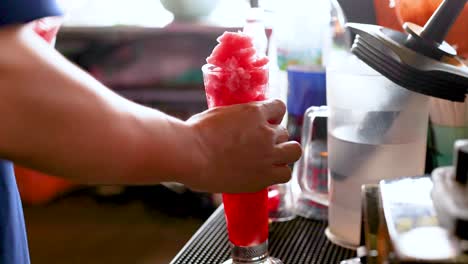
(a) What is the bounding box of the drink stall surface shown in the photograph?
[170,206,355,264]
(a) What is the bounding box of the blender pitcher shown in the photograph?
[325,54,430,249]
[328,0,468,249]
[326,0,468,248]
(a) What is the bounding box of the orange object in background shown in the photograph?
[14,165,75,205]
[394,0,468,57]
[373,0,404,31]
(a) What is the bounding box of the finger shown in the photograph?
[274,125,289,144]
[272,141,302,165]
[259,99,286,125]
[270,165,293,184]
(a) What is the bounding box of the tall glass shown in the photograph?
[202,64,282,264]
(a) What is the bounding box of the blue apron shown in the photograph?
[0,1,62,263]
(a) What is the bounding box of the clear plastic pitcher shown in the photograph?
[293,106,329,220]
[325,55,430,249]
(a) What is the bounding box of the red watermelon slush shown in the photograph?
[202,31,269,247]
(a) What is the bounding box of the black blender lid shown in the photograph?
[346,0,468,102]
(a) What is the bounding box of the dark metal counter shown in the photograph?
[170,206,355,264]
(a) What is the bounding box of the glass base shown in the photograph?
[221,241,282,264]
[325,227,358,250]
[268,183,296,222]
[269,209,296,222]
[294,197,328,220]
[222,257,283,264]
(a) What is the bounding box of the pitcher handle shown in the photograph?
[297,106,329,206]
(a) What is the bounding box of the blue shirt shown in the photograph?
[0,1,63,263]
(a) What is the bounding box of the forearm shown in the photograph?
[0,25,202,185]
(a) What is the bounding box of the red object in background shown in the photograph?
[14,166,74,205]
[14,17,76,205]
[373,0,404,31]
[32,17,62,44]
[394,0,468,57]
[267,187,280,213]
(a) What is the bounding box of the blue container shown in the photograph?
[287,65,327,116]
[286,65,327,142]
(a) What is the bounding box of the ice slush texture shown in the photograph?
[204,31,269,107]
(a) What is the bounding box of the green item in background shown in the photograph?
[277,49,322,71]
[432,124,468,166]
[173,69,204,84]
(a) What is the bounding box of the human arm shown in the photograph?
[0,24,301,193]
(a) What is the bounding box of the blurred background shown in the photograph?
[20,0,466,263]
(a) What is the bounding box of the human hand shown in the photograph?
[185,99,302,193]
